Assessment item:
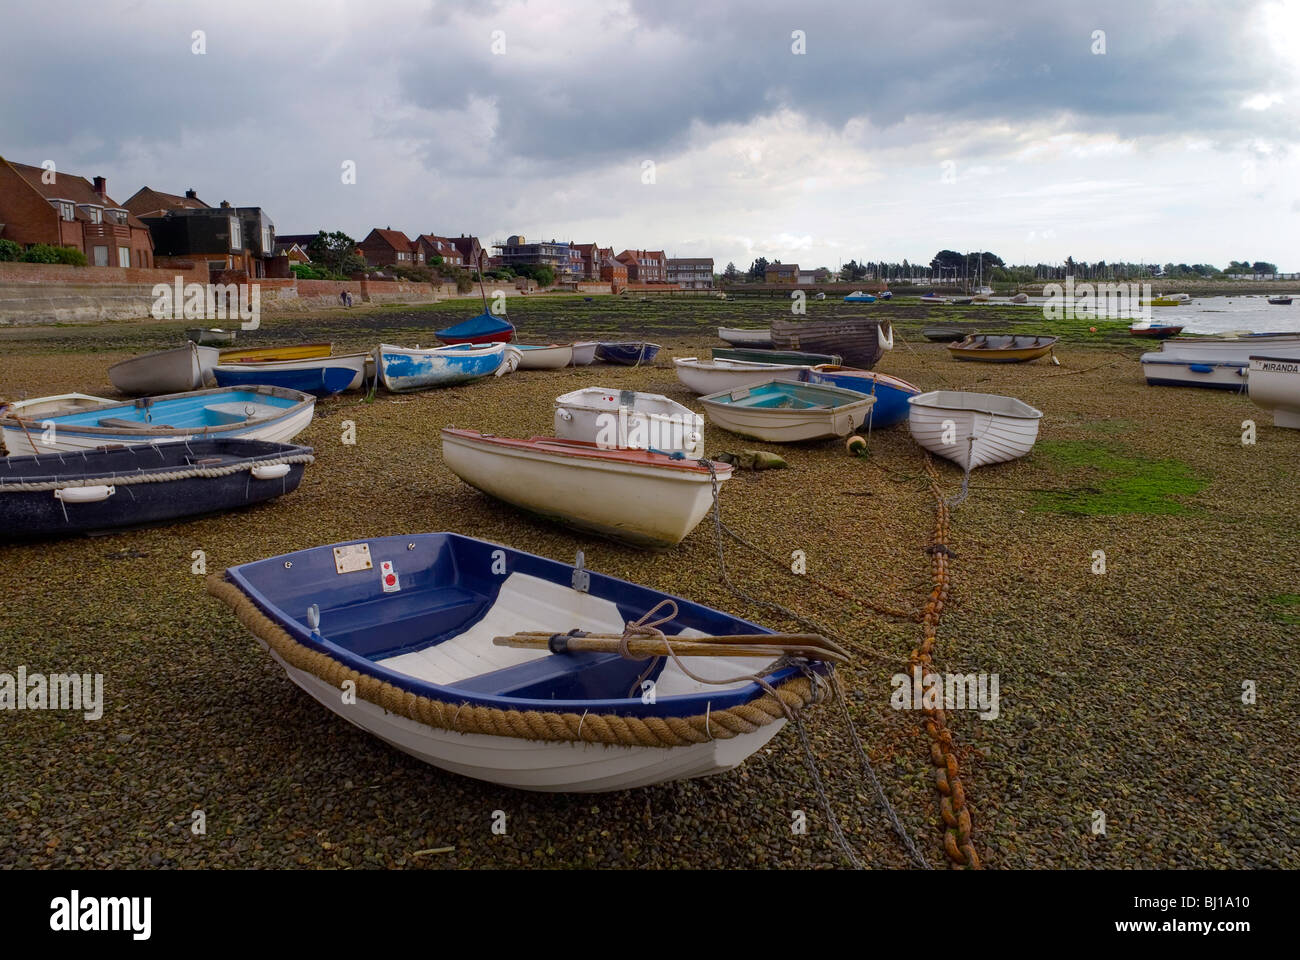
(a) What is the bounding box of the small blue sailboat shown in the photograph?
[798,366,922,427]
[435,311,515,345]
[0,439,313,540]
[843,291,877,303]
[595,342,661,365]
[376,343,507,392]
[0,386,316,456]
[206,532,835,791]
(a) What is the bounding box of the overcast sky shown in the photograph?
[2,0,1297,270]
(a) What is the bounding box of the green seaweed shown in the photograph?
[1033,440,1207,516]
[1266,594,1300,626]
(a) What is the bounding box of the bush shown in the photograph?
[53,246,88,266]
[21,244,61,264]
[0,238,22,261]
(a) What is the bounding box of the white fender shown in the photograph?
[55,485,115,503]
[878,322,894,351]
[556,408,574,421]
[251,463,292,480]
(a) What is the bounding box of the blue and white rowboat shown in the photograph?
[799,366,922,427]
[212,354,370,397]
[208,533,831,792]
[376,342,507,392]
[0,385,315,456]
[596,342,660,365]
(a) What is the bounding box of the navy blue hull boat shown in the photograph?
[207,533,838,791]
[0,439,313,540]
[596,342,660,365]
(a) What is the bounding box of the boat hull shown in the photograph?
[436,312,516,344]
[108,344,220,395]
[770,317,892,369]
[442,429,728,546]
[186,327,237,346]
[908,391,1043,469]
[718,327,773,347]
[0,385,316,455]
[1247,355,1300,428]
[377,343,505,392]
[516,344,574,369]
[212,354,368,396]
[1129,325,1184,339]
[674,357,811,395]
[219,343,332,364]
[595,342,661,365]
[799,366,922,428]
[1156,334,1300,362]
[713,347,841,366]
[947,334,1058,363]
[571,342,598,365]
[553,387,704,457]
[699,380,876,442]
[0,439,311,540]
[0,394,112,418]
[1140,355,1248,390]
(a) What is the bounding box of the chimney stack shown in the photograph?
[219,200,231,208]
[93,176,107,197]
[185,188,197,199]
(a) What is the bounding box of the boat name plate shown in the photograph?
[333,543,374,574]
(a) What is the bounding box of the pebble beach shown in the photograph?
[2,295,1297,870]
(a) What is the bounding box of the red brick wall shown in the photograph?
[0,162,62,246]
[0,260,208,285]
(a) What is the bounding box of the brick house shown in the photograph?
[274,240,311,264]
[122,186,208,220]
[765,263,799,283]
[359,228,416,267]
[446,234,487,272]
[572,243,603,280]
[142,201,277,278]
[414,234,465,267]
[0,157,154,267]
[667,257,715,289]
[600,257,628,285]
[616,249,667,282]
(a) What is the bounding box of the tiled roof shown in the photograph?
[366,228,414,250]
[5,160,148,228]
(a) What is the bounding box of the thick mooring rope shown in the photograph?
[0,453,314,493]
[206,574,819,749]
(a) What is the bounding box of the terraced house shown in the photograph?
[667,257,715,289]
[0,157,154,267]
[616,248,667,282]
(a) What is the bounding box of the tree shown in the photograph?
[930,250,964,279]
[748,257,769,280]
[1252,261,1278,275]
[307,230,366,278]
[723,261,739,281]
[0,238,21,261]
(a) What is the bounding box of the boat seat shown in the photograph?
[449,650,656,701]
[98,417,168,429]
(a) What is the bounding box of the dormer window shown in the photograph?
[81,206,102,224]
[51,200,75,221]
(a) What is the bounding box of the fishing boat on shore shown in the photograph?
[698,380,876,443]
[948,296,975,306]
[206,532,834,791]
[843,291,876,303]
[376,343,506,392]
[595,342,660,365]
[674,357,811,395]
[554,388,704,457]
[441,429,729,547]
[1140,354,1249,390]
[920,293,948,305]
[947,333,1058,363]
[1267,296,1293,305]
[798,366,922,428]
[0,439,313,540]
[877,290,893,300]
[108,343,220,395]
[717,326,773,347]
[186,328,237,346]
[713,347,841,366]
[435,311,515,345]
[1009,292,1029,304]
[571,342,598,366]
[219,343,333,364]
[515,344,574,370]
[212,353,371,396]
[0,385,315,456]
[0,394,112,418]
[770,317,893,369]
[908,391,1043,469]
[1247,355,1300,428]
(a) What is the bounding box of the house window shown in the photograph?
[118,246,130,267]
[262,226,272,254]
[59,202,74,221]
[229,217,242,251]
[86,207,102,224]
[93,246,109,267]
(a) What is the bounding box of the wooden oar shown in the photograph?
[492,633,849,665]
[502,629,849,658]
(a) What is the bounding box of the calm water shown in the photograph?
[1020,294,1300,333]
